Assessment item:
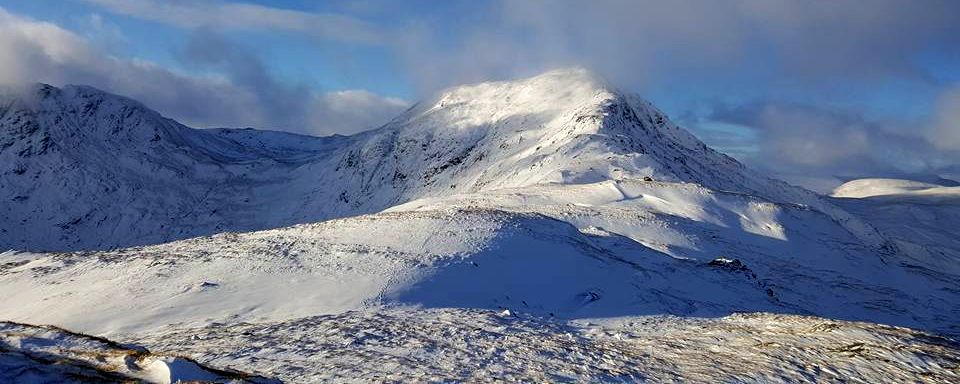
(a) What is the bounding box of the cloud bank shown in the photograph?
[707,101,959,179]
[0,7,408,136]
[393,0,960,93]
[84,0,384,43]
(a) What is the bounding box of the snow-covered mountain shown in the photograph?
[1,70,958,381]
[0,82,356,251]
[832,178,960,281]
[1,69,882,251]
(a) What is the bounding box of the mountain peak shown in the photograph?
[420,67,611,118]
[365,69,740,193]
[520,67,607,87]
[1,83,125,107]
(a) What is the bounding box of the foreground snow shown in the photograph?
[127,308,959,383]
[5,310,957,383]
[0,321,277,383]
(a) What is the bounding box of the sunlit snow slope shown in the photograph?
[833,178,960,280]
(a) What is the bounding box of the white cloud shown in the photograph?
[310,90,409,136]
[0,7,407,136]
[84,0,384,43]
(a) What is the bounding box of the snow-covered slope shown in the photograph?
[2,188,955,337]
[5,310,957,383]
[0,321,277,383]
[3,204,958,380]
[2,70,959,381]
[0,83,345,251]
[0,209,775,335]
[833,178,960,281]
[387,180,960,332]
[290,69,884,248]
[130,308,960,383]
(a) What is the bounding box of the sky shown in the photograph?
[1,0,959,190]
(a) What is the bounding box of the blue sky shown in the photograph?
[0,0,412,96]
[1,0,959,186]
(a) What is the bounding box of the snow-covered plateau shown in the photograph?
[1,69,958,382]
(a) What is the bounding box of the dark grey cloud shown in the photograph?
[704,100,960,187]
[737,0,959,82]
[179,31,312,131]
[392,0,960,95]
[931,88,960,151]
